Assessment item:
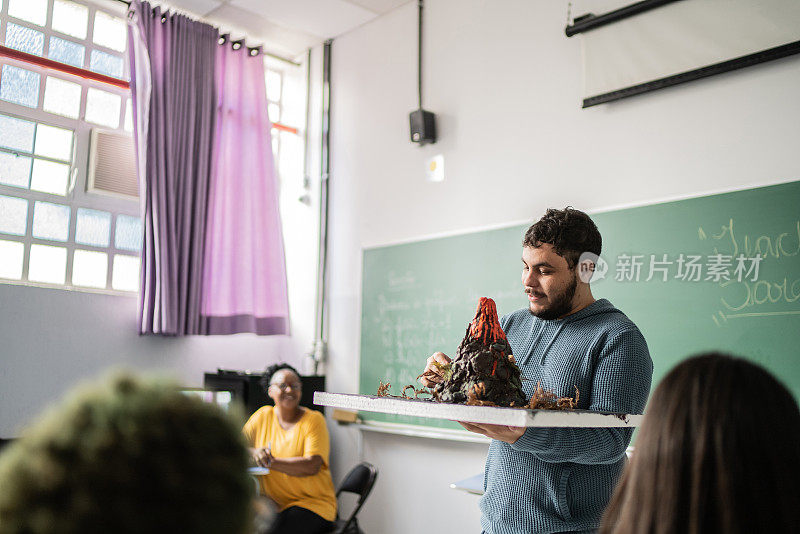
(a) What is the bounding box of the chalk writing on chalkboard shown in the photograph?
[710,218,800,325]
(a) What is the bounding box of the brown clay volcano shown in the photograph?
[434,297,527,407]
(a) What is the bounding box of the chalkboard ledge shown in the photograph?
[355,420,491,444]
[315,392,644,428]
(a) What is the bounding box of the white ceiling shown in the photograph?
[160,0,412,60]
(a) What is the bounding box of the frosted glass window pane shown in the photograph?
[112,254,139,291]
[0,240,25,279]
[48,37,85,68]
[268,103,281,123]
[30,159,70,195]
[265,70,282,102]
[72,249,108,288]
[5,23,45,56]
[115,214,142,251]
[34,124,73,162]
[0,152,32,188]
[76,208,110,246]
[0,195,28,235]
[90,50,124,78]
[0,65,41,108]
[29,244,67,284]
[52,0,88,39]
[0,114,35,152]
[124,99,133,132]
[32,201,70,241]
[93,12,127,52]
[43,77,82,119]
[85,88,121,128]
[8,0,48,27]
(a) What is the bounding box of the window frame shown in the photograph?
[0,0,140,295]
[1,0,306,295]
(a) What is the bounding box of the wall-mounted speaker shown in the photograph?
[409,109,437,145]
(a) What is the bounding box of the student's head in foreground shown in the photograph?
[601,352,800,534]
[0,373,253,534]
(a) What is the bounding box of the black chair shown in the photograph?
[332,462,378,534]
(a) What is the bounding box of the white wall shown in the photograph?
[0,284,285,435]
[325,1,800,532]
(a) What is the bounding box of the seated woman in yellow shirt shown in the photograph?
[245,363,337,534]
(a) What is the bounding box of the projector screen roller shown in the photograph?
[570,0,800,106]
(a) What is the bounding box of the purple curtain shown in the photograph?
[129,0,218,335]
[128,0,289,336]
[200,43,289,335]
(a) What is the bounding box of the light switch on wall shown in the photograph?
[426,154,444,182]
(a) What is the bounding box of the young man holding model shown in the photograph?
[420,208,653,534]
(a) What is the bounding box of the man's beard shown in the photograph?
[528,272,578,320]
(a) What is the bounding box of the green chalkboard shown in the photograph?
[359,180,800,430]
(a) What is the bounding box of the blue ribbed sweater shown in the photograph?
[479,299,653,534]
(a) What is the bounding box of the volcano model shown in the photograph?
[434,297,527,407]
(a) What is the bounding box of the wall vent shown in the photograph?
[87,129,139,199]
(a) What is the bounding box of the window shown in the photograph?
[0,0,140,293]
[1,1,304,294]
[264,56,306,191]
[266,65,284,164]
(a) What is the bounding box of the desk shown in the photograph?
[450,448,634,496]
[450,473,484,496]
[247,467,270,475]
[450,447,633,495]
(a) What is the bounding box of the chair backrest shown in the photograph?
[336,462,378,532]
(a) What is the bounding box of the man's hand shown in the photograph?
[458,421,526,444]
[418,352,452,387]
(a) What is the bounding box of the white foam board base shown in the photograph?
[314,392,643,427]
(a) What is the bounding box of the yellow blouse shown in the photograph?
[244,406,337,522]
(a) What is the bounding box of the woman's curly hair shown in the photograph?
[259,363,301,393]
[0,373,253,534]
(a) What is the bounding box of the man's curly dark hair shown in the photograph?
[523,207,602,269]
[0,373,253,534]
[259,363,301,393]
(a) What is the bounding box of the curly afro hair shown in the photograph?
[523,207,601,268]
[259,363,301,393]
[0,373,253,534]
